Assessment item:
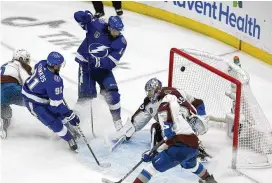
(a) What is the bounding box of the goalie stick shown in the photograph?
[63,99,110,168]
[101,140,164,183]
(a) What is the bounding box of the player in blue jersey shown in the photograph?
[74,10,127,132]
[22,52,80,151]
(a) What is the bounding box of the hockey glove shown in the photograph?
[196,103,206,116]
[74,10,93,24]
[141,150,157,162]
[62,111,80,126]
[163,122,176,139]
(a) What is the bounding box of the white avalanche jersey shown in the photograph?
[158,94,195,135]
[1,61,30,85]
[131,87,197,132]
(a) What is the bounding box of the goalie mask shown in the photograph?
[145,78,162,104]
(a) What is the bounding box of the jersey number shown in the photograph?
[26,70,39,91]
[55,87,63,95]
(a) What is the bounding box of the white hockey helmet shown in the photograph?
[13,49,31,64]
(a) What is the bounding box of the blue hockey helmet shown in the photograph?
[145,78,162,103]
[47,51,64,67]
[108,16,124,31]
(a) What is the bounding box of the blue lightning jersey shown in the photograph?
[74,11,127,70]
[22,60,70,116]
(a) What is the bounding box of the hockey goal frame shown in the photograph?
[168,48,242,169]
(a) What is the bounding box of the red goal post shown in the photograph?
[168,48,272,169]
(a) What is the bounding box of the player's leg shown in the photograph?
[0,83,22,139]
[112,1,123,16]
[92,1,105,18]
[78,63,97,100]
[97,70,122,131]
[179,146,217,183]
[133,149,179,183]
[24,101,77,150]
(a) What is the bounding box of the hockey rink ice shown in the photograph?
[1,1,272,183]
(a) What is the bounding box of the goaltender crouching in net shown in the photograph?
[109,78,212,161]
[22,52,80,151]
[131,78,217,183]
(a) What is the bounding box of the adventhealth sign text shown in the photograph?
[172,1,261,39]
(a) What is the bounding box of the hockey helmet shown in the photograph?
[13,49,31,64]
[108,16,124,32]
[145,78,162,103]
[47,51,64,67]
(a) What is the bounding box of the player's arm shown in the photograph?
[18,62,32,84]
[46,80,70,115]
[179,89,206,116]
[74,10,106,31]
[92,36,127,70]
[119,97,153,140]
[131,97,153,131]
[46,79,80,126]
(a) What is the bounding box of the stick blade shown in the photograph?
[101,178,116,183]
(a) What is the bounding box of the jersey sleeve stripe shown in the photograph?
[76,53,88,63]
[108,55,119,65]
[50,99,63,107]
[22,89,49,104]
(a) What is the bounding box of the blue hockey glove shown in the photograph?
[62,111,80,126]
[82,10,93,23]
[142,150,153,162]
[163,122,176,139]
[196,103,206,116]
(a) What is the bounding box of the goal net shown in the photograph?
[168,48,272,169]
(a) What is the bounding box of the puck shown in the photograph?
[180,66,185,72]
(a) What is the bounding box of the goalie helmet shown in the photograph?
[145,78,162,104]
[13,49,31,64]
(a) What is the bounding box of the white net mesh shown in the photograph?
[170,48,272,168]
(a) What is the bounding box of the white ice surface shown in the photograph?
[1,1,271,183]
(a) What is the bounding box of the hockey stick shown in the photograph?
[76,123,111,168]
[101,140,164,183]
[63,99,110,168]
[85,25,96,138]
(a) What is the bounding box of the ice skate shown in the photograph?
[199,174,217,183]
[68,138,78,151]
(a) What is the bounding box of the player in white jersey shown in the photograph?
[132,78,217,183]
[108,78,211,161]
[0,49,32,139]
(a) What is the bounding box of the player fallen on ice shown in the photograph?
[109,78,211,161]
[74,10,127,132]
[21,52,80,151]
[132,78,217,183]
[0,49,32,139]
